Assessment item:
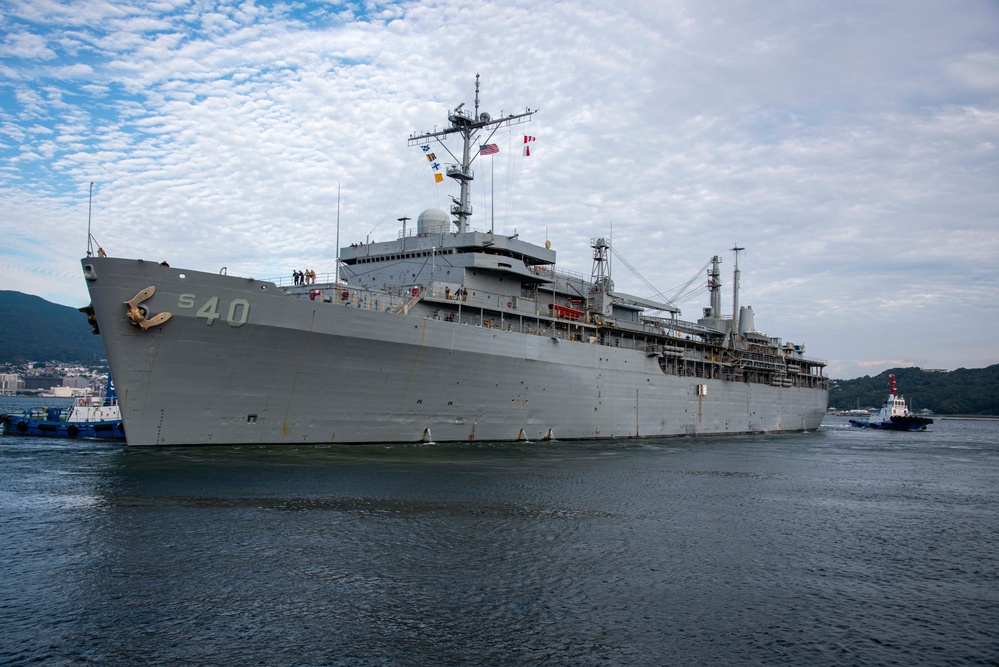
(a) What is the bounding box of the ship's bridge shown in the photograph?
[339,208,556,270]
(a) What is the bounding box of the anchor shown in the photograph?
[79,303,100,334]
[124,286,172,331]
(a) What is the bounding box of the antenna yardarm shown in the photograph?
[407,75,535,233]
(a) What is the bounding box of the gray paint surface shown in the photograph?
[83,257,826,446]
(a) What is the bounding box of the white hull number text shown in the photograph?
[178,294,250,327]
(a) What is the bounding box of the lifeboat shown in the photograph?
[549,303,584,320]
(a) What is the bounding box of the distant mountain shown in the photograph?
[0,291,106,364]
[830,365,999,416]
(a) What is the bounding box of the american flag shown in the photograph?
[479,143,499,155]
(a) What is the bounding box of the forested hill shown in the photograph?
[830,365,999,416]
[0,291,105,364]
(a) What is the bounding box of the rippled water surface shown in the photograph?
[2,400,997,666]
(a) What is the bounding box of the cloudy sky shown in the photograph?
[1,0,997,380]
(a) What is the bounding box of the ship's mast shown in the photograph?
[708,255,722,318]
[335,182,341,282]
[732,245,744,332]
[408,74,535,233]
[591,237,611,290]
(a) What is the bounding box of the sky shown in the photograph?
[1,0,997,380]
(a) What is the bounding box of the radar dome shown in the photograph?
[417,208,451,235]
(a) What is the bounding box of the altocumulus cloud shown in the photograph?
[0,0,997,379]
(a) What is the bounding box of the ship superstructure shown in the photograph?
[80,79,827,446]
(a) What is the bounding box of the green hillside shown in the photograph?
[0,291,106,364]
[830,365,999,416]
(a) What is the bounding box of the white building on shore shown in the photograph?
[1,373,24,395]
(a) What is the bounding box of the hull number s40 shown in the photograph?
[178,294,250,327]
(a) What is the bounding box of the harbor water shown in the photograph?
[2,398,997,666]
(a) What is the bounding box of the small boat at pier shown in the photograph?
[1,378,124,440]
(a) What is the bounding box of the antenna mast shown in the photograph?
[335,182,341,283]
[86,182,94,257]
[408,74,535,233]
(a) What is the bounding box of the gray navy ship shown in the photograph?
[80,79,828,446]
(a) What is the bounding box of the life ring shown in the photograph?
[77,398,87,406]
[507,301,513,308]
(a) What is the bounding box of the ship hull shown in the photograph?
[849,417,932,431]
[2,415,125,440]
[83,257,827,446]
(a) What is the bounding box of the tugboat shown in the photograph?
[849,375,933,431]
[1,377,124,440]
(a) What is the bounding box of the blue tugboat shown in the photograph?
[1,377,124,440]
[849,375,933,431]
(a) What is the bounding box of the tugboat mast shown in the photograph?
[408,74,535,233]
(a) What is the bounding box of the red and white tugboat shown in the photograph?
[850,375,933,431]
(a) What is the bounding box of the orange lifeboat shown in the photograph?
[549,303,584,320]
